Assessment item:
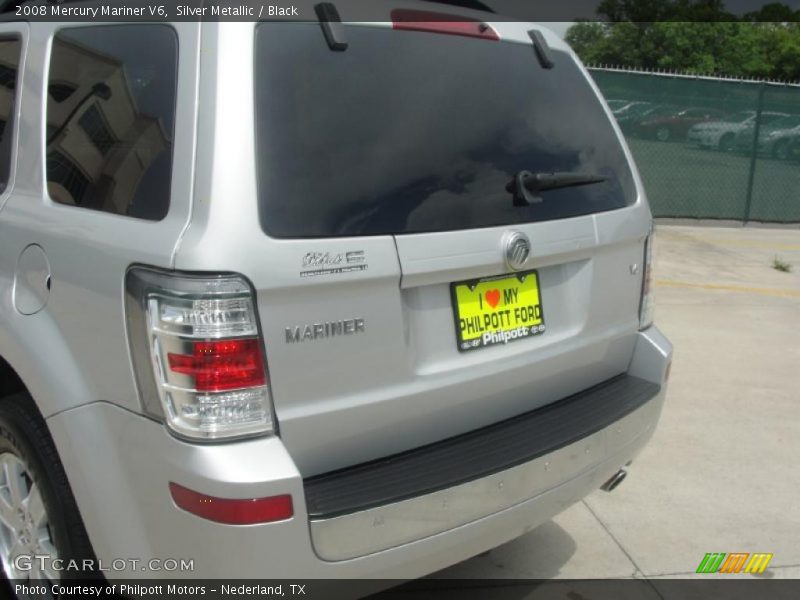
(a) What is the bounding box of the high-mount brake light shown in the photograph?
[391,9,499,41]
[126,268,275,441]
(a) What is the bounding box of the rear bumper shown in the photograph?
[307,374,659,560]
[47,327,671,579]
[310,384,660,561]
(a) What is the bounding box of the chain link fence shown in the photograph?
[588,67,800,223]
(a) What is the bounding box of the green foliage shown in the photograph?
[772,256,792,272]
[745,2,800,22]
[565,1,800,80]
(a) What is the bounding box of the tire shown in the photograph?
[718,134,735,152]
[0,393,96,587]
[655,127,671,142]
[773,140,789,160]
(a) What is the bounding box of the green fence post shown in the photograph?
[743,83,766,224]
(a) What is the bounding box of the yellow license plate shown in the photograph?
[451,271,545,352]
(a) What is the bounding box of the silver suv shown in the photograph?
[0,3,671,584]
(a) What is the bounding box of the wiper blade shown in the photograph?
[506,170,607,206]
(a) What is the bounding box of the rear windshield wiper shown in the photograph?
[506,170,607,206]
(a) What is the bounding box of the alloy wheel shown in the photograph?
[0,453,59,581]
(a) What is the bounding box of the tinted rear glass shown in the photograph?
[0,37,21,194]
[46,26,177,221]
[255,24,636,238]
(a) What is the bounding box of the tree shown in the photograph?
[744,2,800,22]
[597,0,736,22]
[565,1,800,79]
[564,22,608,63]
[761,23,800,79]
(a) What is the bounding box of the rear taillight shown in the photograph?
[639,226,655,330]
[126,268,274,441]
[168,339,266,392]
[391,9,499,41]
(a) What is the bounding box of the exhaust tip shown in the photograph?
[601,468,628,492]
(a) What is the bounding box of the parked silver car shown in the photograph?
[0,2,671,585]
[734,114,800,158]
[687,111,789,152]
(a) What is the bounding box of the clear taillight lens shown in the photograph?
[126,267,274,441]
[155,297,258,338]
[639,226,655,330]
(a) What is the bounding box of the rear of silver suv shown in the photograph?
[0,3,671,583]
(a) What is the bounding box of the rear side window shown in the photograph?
[254,24,636,238]
[46,26,177,220]
[0,36,21,194]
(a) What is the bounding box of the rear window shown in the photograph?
[255,24,636,238]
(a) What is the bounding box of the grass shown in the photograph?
[772,256,792,273]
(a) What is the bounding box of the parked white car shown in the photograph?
[687,111,788,151]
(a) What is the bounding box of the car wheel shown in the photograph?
[656,127,670,142]
[718,134,735,152]
[0,392,96,586]
[773,140,789,160]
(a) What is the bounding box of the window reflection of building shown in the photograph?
[48,82,78,104]
[0,42,18,140]
[0,38,21,190]
[78,105,116,156]
[47,33,170,218]
[47,151,90,204]
[0,62,14,89]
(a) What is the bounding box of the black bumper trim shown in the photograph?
[304,374,660,519]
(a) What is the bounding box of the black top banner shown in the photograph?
[2,0,800,23]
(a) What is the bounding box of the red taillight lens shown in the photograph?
[168,339,266,392]
[169,483,293,525]
[391,9,499,41]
